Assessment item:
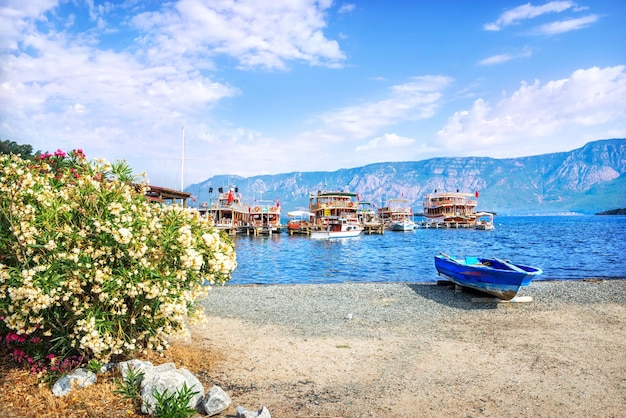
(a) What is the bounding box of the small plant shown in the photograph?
[86,358,103,373]
[151,382,199,418]
[113,366,144,405]
[1,330,85,384]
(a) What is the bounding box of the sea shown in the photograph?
[226,215,626,286]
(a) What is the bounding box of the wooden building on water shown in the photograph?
[143,184,192,206]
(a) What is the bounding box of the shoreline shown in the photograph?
[191,279,626,417]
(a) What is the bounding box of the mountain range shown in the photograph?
[186,138,626,215]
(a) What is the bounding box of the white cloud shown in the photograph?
[437,66,626,157]
[207,75,452,176]
[484,1,576,31]
[315,75,453,139]
[535,14,598,35]
[247,76,453,172]
[0,34,239,133]
[0,1,621,186]
[0,0,57,51]
[479,48,532,66]
[132,0,346,70]
[338,4,356,14]
[356,133,414,151]
[0,0,350,184]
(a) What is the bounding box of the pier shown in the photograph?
[416,221,474,229]
[362,222,385,234]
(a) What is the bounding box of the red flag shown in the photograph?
[227,190,234,203]
[276,197,280,207]
[475,191,479,198]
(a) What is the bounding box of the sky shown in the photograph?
[1,0,625,190]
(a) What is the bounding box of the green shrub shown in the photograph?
[113,365,144,406]
[151,383,199,418]
[0,149,236,365]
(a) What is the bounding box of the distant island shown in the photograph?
[596,208,626,215]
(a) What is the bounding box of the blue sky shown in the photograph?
[1,0,625,189]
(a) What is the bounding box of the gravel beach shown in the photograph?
[191,280,626,417]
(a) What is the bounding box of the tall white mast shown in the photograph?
[181,126,185,191]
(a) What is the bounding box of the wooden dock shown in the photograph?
[416,221,474,229]
[363,223,385,234]
[287,225,315,236]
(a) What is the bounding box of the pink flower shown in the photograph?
[12,348,26,362]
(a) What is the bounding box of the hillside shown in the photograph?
[186,138,626,215]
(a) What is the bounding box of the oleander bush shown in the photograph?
[0,149,236,372]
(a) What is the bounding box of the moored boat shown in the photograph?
[209,186,250,233]
[434,253,542,300]
[356,201,385,234]
[378,198,415,231]
[422,190,478,226]
[309,217,362,239]
[357,201,380,226]
[389,218,416,231]
[286,210,315,235]
[249,199,282,234]
[309,190,363,238]
[474,212,495,230]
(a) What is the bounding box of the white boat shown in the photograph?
[390,218,416,231]
[309,217,363,239]
[474,212,495,230]
[379,198,415,231]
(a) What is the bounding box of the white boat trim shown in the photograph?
[309,218,363,239]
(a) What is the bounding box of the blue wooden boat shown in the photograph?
[434,253,543,300]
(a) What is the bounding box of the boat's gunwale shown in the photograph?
[434,254,542,300]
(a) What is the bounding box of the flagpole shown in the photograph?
[181,126,185,192]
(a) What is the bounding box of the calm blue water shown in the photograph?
[227,216,626,285]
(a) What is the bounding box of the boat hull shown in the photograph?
[390,220,416,231]
[310,229,362,239]
[434,255,542,300]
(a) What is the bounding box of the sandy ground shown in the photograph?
[189,281,626,417]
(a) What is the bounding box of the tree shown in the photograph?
[0,139,38,159]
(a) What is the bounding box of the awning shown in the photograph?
[287,210,314,217]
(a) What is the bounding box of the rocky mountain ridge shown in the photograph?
[186,138,626,215]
